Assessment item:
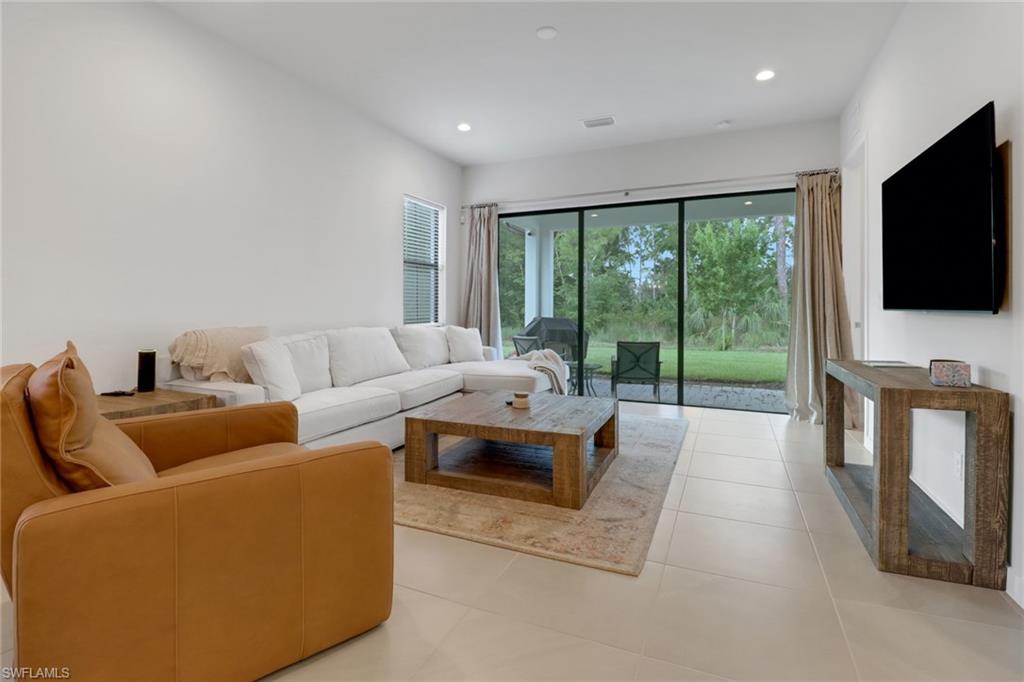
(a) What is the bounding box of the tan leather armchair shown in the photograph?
[1,363,393,681]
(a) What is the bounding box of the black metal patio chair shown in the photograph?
[610,341,663,401]
[512,335,542,356]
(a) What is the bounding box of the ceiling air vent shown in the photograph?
[582,115,615,129]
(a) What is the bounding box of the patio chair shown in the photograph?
[611,341,663,401]
[512,335,542,356]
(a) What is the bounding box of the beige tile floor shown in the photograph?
[3,403,1022,680]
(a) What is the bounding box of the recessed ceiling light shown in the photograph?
[536,26,558,40]
[456,122,472,132]
[755,69,775,81]
[716,120,732,130]
[744,200,753,206]
[590,213,599,218]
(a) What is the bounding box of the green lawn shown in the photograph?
[502,341,787,385]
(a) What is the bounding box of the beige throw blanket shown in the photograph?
[512,349,568,395]
[169,326,268,383]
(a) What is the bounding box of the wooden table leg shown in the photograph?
[595,407,618,452]
[552,434,586,509]
[964,394,1010,589]
[872,388,910,574]
[825,373,846,467]
[404,420,438,483]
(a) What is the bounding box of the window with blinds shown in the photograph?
[403,196,444,324]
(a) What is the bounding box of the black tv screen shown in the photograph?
[882,101,1004,313]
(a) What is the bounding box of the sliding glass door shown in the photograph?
[497,189,795,412]
[498,211,580,366]
[582,204,678,402]
[682,191,794,412]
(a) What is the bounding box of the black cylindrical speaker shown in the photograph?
[137,349,156,392]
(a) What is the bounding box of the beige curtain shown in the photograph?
[462,204,502,349]
[785,171,860,427]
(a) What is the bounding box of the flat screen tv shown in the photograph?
[882,101,1005,313]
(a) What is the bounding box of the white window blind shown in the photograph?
[403,197,442,324]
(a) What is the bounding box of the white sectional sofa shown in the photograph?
[165,325,554,449]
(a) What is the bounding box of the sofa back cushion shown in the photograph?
[26,342,157,491]
[390,325,451,369]
[446,326,485,363]
[283,334,331,394]
[326,327,411,386]
[240,339,302,401]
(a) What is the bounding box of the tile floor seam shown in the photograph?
[828,592,1024,633]
[637,651,739,681]
[403,595,477,682]
[689,449,784,462]
[643,514,678,661]
[399,572,659,661]
[657,556,831,597]
[695,429,779,441]
[672,506,809,533]
[685,472,793,492]
[799,488,866,682]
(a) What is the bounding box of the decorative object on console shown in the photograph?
[137,348,156,392]
[511,391,530,409]
[929,359,972,387]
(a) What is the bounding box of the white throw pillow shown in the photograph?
[284,334,331,394]
[390,325,451,369]
[326,327,412,386]
[240,339,301,401]
[446,326,485,363]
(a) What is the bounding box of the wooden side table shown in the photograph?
[824,359,1010,589]
[97,388,218,420]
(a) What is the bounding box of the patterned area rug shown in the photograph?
[393,414,688,575]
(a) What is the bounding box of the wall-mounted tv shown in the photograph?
[881,101,1005,313]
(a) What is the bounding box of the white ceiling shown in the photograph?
[169,2,903,166]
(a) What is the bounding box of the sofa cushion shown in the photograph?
[157,442,305,478]
[445,360,552,393]
[446,326,485,363]
[27,342,157,491]
[292,386,401,444]
[390,325,450,369]
[240,338,302,402]
[284,334,331,394]
[359,368,463,410]
[326,327,411,387]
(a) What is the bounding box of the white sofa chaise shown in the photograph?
[165,325,553,449]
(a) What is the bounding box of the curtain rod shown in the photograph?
[459,169,817,210]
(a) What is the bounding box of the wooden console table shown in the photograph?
[824,360,1010,589]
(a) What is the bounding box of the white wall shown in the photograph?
[840,2,1024,604]
[463,119,840,209]
[1,3,463,390]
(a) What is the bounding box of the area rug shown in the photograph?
[392,414,688,576]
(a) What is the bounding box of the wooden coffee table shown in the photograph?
[404,391,618,509]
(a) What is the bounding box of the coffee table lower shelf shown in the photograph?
[420,437,617,507]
